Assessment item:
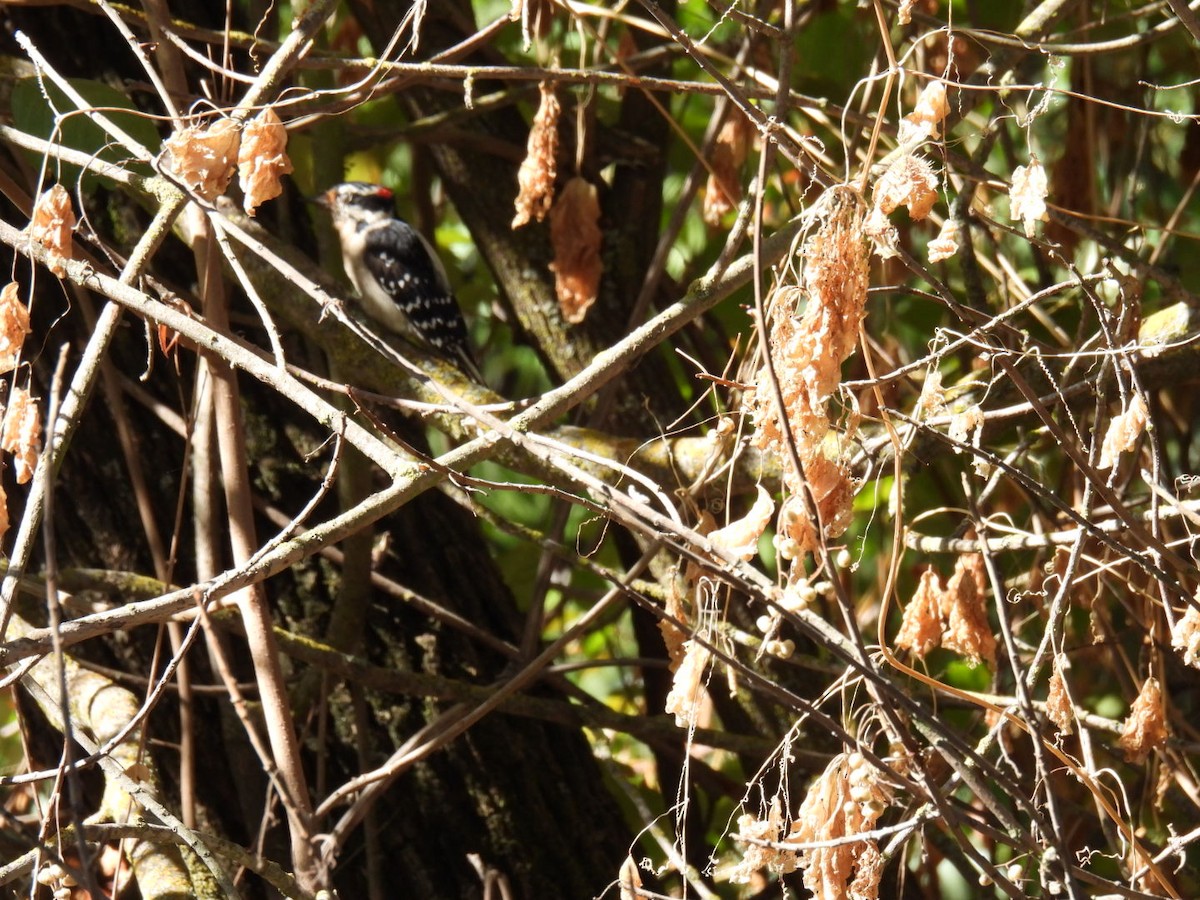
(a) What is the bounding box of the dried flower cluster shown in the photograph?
[512,82,560,228]
[728,797,799,883]
[791,752,889,899]
[749,187,867,562]
[27,185,76,278]
[895,554,997,668]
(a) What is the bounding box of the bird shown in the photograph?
[316,181,484,383]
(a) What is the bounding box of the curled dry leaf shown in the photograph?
[164,118,241,201]
[1010,156,1048,237]
[895,568,944,658]
[1098,393,1148,470]
[1171,590,1200,667]
[548,176,603,323]
[0,283,32,374]
[862,205,898,258]
[238,108,293,216]
[709,484,774,561]
[703,113,752,225]
[915,369,945,418]
[1,386,41,484]
[1046,657,1074,735]
[927,218,959,263]
[947,403,984,447]
[618,856,643,900]
[1119,677,1168,764]
[157,293,198,362]
[664,639,711,727]
[941,552,996,668]
[28,185,76,278]
[872,154,939,220]
[896,555,996,667]
[512,82,561,228]
[897,0,917,25]
[900,80,950,142]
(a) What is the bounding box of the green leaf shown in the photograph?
[12,77,160,187]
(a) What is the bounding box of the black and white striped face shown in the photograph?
[319,182,396,231]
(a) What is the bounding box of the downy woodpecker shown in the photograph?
[317,182,483,382]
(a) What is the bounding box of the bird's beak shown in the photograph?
[309,189,333,209]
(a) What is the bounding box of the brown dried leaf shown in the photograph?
[1119,677,1168,764]
[703,113,751,225]
[28,185,75,278]
[548,176,602,323]
[664,639,711,727]
[900,80,949,142]
[164,119,241,201]
[512,82,560,228]
[927,218,959,263]
[862,205,898,258]
[0,283,32,374]
[658,575,690,670]
[872,154,939,220]
[618,856,644,900]
[947,403,984,447]
[915,369,945,418]
[156,294,198,363]
[1,387,41,484]
[1010,156,1048,237]
[940,553,996,668]
[1098,393,1148,470]
[793,753,888,900]
[238,108,293,216]
[1046,657,1074,735]
[1171,591,1200,668]
[895,568,944,659]
[709,485,774,561]
[0,476,8,545]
